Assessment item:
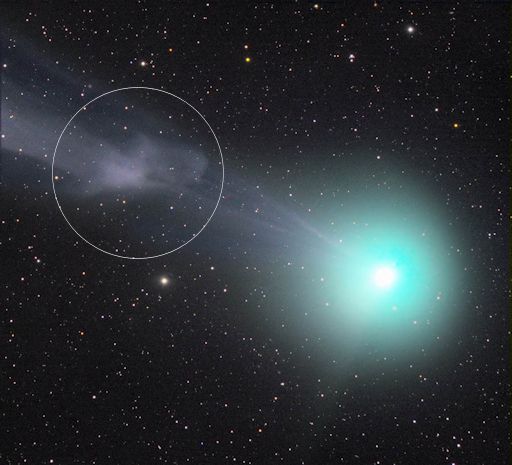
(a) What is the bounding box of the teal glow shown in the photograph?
[258,180,462,365]
[331,198,457,353]
[286,186,462,357]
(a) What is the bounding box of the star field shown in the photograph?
[1,2,510,464]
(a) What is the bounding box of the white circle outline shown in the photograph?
[51,86,225,260]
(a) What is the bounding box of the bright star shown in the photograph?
[406,25,415,34]
[373,265,398,289]
[160,276,169,285]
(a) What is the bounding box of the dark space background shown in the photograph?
[1,1,510,464]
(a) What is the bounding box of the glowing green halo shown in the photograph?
[282,185,462,358]
[329,202,457,352]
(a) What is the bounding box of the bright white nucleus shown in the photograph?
[373,266,397,289]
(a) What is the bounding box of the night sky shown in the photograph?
[1,2,510,464]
